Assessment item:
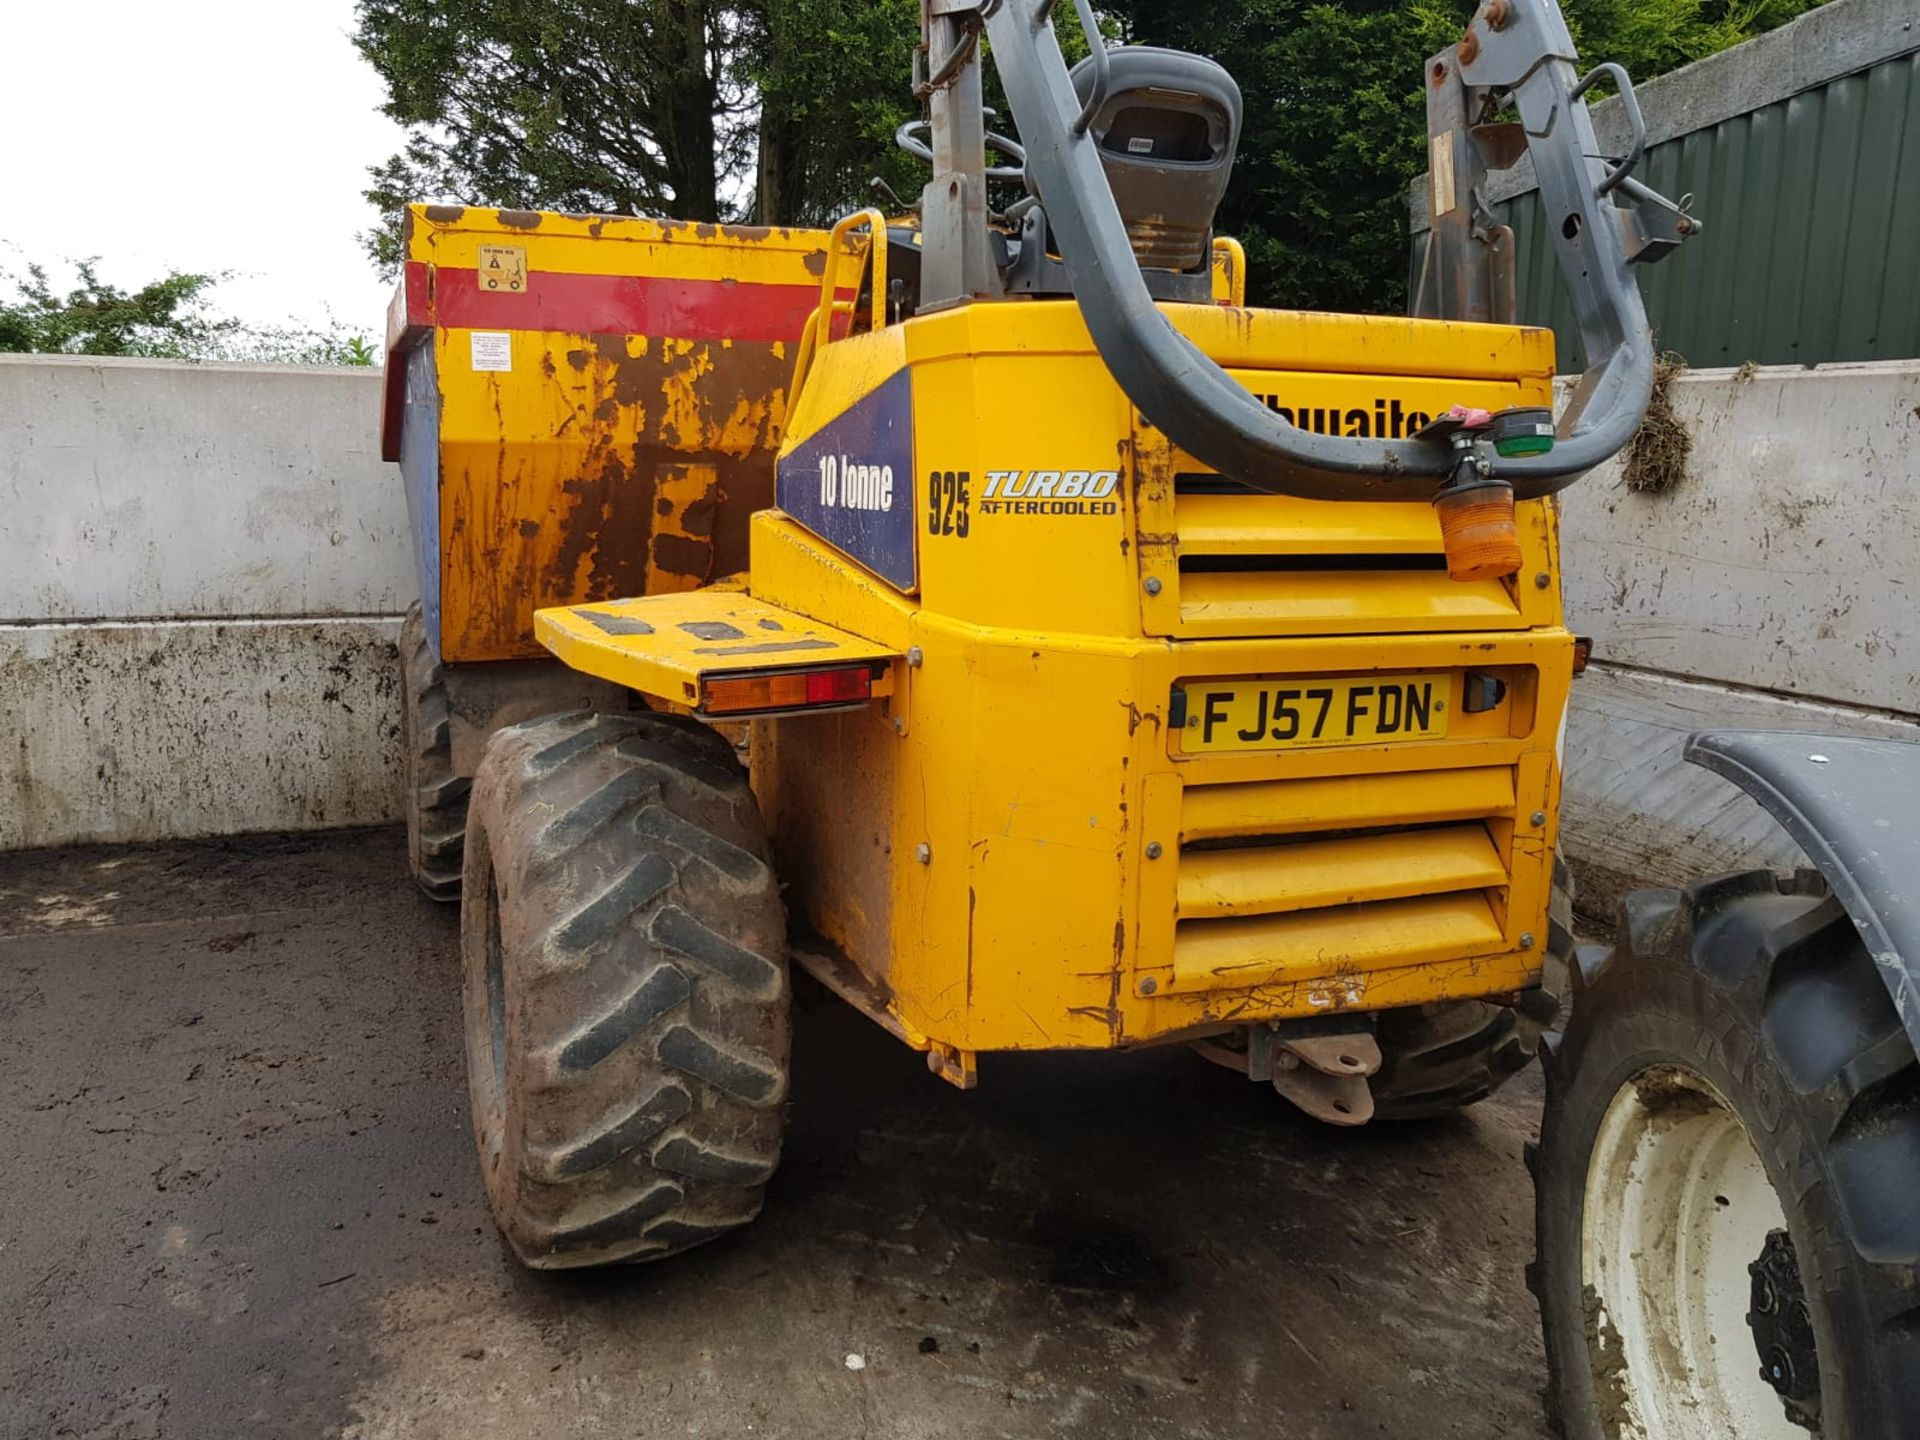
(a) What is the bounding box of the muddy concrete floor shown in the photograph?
[0,827,1552,1440]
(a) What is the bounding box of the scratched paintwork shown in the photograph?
[434,331,794,661]
[393,205,840,662]
[537,590,897,710]
[545,295,1576,1055]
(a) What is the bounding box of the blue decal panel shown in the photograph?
[776,369,916,592]
[397,343,444,661]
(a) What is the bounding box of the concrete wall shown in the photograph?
[1,355,414,849]
[1558,360,1920,912]
[6,354,1915,917]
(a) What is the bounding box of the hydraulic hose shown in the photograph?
[979,0,1659,502]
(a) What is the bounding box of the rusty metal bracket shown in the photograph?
[1194,1022,1383,1125]
[886,646,914,738]
[913,16,981,98]
[1277,1031,1382,1079]
[1268,1029,1380,1125]
[1612,175,1699,265]
[1271,1031,1380,1125]
[1272,1065,1376,1127]
[927,1042,979,1090]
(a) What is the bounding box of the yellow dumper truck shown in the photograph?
[384,3,1920,1434]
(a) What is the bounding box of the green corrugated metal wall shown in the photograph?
[1501,48,1920,372]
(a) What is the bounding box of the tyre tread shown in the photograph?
[1534,866,1920,1437]
[401,604,468,902]
[1367,865,1575,1120]
[460,710,789,1269]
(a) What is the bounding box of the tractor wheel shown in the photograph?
[1367,855,1576,1120]
[1532,870,1920,1439]
[460,709,790,1268]
[400,603,468,903]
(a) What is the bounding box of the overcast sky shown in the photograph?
[2,1,407,339]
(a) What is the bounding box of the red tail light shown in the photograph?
[700,664,874,716]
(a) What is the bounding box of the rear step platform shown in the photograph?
[535,590,898,717]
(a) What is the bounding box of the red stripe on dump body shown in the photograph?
[432,267,830,345]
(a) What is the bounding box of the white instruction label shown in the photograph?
[470,331,512,372]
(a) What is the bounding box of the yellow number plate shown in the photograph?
[1176,674,1449,753]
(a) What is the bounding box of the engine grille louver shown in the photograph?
[1164,766,1519,996]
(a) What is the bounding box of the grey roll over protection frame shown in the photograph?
[955,0,1691,501]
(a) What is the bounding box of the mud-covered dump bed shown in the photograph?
[381,204,840,663]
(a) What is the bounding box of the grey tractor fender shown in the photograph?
[1688,730,1920,1051]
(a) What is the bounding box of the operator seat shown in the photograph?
[1067,46,1242,275]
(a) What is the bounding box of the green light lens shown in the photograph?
[1495,433,1554,457]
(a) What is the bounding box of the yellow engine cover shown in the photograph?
[744,299,1570,1052]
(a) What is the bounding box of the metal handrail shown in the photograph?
[1066,0,1108,136]
[1570,62,1646,195]
[1211,236,1246,308]
[790,209,889,400]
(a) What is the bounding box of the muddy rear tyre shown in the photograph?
[401,604,468,903]
[461,709,789,1268]
[1533,871,1920,1439]
[1367,855,1576,1120]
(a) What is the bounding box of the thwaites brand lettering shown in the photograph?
[1252,393,1436,438]
[978,469,1121,518]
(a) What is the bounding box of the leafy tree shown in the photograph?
[0,259,234,358]
[355,0,756,269]
[354,0,1826,306]
[353,0,928,260]
[737,0,924,225]
[0,257,377,366]
[1105,0,1827,313]
[217,321,382,367]
[1568,0,1830,76]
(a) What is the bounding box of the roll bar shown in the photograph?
[969,0,1689,501]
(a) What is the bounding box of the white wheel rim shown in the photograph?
[1581,1065,1805,1439]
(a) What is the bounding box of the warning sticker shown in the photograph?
[470,331,512,372]
[477,243,527,293]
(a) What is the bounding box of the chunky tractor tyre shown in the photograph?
[400,604,469,903]
[460,709,790,1268]
[1367,855,1576,1120]
[1533,870,1920,1439]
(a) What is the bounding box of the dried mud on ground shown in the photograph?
[1,828,1549,1439]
